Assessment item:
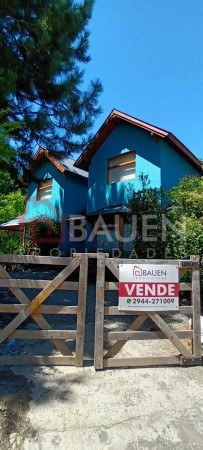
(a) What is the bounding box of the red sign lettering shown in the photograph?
[119,282,179,298]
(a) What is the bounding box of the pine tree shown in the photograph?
[0,109,23,190]
[0,0,102,167]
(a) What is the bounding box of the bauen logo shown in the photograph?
[133,266,167,277]
[133,266,142,276]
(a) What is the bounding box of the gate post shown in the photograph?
[191,255,202,359]
[94,253,105,370]
[75,254,88,367]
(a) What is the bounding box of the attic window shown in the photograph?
[37,178,52,201]
[108,152,136,184]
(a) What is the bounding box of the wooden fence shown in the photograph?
[95,254,202,369]
[0,253,202,368]
[0,253,88,366]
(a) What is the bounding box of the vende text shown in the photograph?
[119,282,179,297]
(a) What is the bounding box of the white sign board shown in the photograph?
[119,264,179,311]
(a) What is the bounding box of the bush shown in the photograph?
[128,174,203,260]
[127,174,168,258]
[0,190,25,254]
[167,176,203,259]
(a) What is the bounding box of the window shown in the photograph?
[108,152,136,184]
[37,178,52,201]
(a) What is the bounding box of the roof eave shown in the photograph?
[33,148,65,173]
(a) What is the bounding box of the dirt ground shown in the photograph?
[0,364,203,450]
[0,270,203,449]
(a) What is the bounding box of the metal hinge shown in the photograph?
[182,261,200,267]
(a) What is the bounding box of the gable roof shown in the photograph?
[74,109,202,173]
[32,147,88,179]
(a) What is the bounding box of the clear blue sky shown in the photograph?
[84,0,203,159]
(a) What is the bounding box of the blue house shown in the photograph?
[0,148,88,253]
[24,148,88,252]
[74,109,202,253]
[1,110,202,255]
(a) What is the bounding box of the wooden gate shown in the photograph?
[0,253,88,366]
[95,254,202,369]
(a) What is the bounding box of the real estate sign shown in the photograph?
[118,264,179,311]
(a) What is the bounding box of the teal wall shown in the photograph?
[26,162,64,222]
[25,161,87,249]
[160,140,199,190]
[87,123,200,213]
[87,123,161,213]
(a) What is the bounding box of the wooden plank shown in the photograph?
[104,306,193,316]
[105,258,194,278]
[105,259,119,280]
[9,330,77,339]
[0,265,74,356]
[180,306,193,315]
[179,282,192,291]
[103,356,181,368]
[0,279,79,290]
[0,304,78,314]
[73,253,109,258]
[104,330,193,341]
[104,316,147,359]
[119,216,124,253]
[191,255,202,358]
[105,307,148,316]
[0,254,72,265]
[0,258,80,345]
[105,282,118,290]
[75,254,88,367]
[104,307,147,316]
[112,258,179,265]
[0,356,75,366]
[148,312,192,358]
[94,253,105,370]
[104,282,192,292]
[112,258,198,268]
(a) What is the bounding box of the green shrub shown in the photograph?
[0,190,25,254]
[167,176,203,259]
[128,174,203,260]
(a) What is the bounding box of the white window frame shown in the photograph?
[37,178,53,201]
[107,152,136,184]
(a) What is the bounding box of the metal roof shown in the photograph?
[87,204,132,216]
[60,157,88,178]
[0,215,36,230]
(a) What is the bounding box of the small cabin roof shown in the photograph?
[30,148,88,179]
